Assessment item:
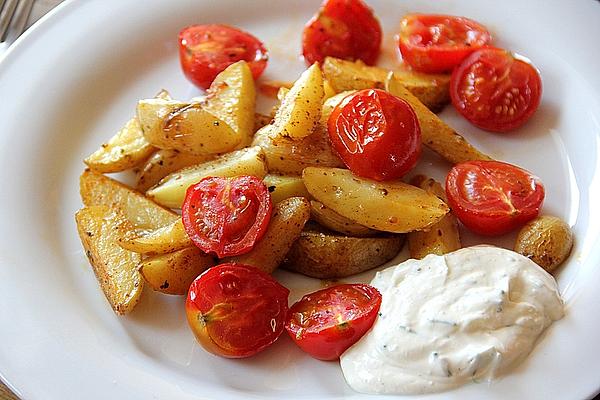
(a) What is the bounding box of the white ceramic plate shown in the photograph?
[1,0,599,399]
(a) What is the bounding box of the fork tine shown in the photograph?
[0,0,18,41]
[6,0,33,41]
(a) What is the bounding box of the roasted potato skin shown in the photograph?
[310,200,376,237]
[139,247,216,295]
[225,197,311,274]
[407,175,461,259]
[282,223,404,279]
[514,215,573,274]
[75,206,144,314]
[118,219,192,255]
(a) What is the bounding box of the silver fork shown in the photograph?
[0,0,34,55]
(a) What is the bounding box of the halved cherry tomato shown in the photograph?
[186,263,289,358]
[397,14,491,73]
[285,284,382,360]
[302,0,382,65]
[450,48,542,132]
[181,176,272,258]
[328,89,421,181]
[445,160,545,236]
[179,24,268,89]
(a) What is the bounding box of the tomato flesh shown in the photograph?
[181,176,272,258]
[328,89,421,181]
[450,48,542,132]
[397,14,491,73]
[445,161,545,236]
[285,284,382,360]
[179,24,268,89]
[186,263,289,358]
[302,0,382,65]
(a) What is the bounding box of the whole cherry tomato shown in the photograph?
[397,14,491,73]
[328,89,421,181]
[179,24,268,89]
[445,160,545,236]
[285,284,382,360]
[450,48,542,132]
[186,263,289,358]
[302,0,382,65]
[181,176,272,258]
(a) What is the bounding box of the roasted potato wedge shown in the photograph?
[407,175,461,259]
[385,73,492,164]
[84,117,155,173]
[80,169,178,229]
[118,219,192,255]
[139,247,215,295]
[303,167,449,233]
[263,174,311,204]
[254,113,273,132]
[135,149,215,192]
[202,61,256,148]
[138,99,238,155]
[310,200,377,237]
[259,80,293,98]
[252,124,344,175]
[226,197,311,274]
[322,57,450,112]
[146,146,268,208]
[75,206,143,314]
[514,215,574,274]
[283,223,404,279]
[271,63,324,139]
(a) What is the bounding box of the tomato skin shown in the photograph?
[302,0,382,65]
[179,24,268,89]
[445,161,545,236]
[181,176,272,258]
[450,48,542,132]
[397,14,491,73]
[328,89,421,181]
[285,284,382,361]
[186,263,289,358]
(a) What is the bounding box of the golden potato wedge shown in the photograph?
[323,79,337,99]
[303,167,449,233]
[146,146,268,208]
[226,197,311,274]
[80,169,178,229]
[310,200,377,237]
[135,149,215,192]
[84,117,155,173]
[263,174,310,204]
[322,57,451,112]
[282,223,404,279]
[139,247,215,295]
[514,215,574,274]
[271,63,324,139]
[385,73,492,164]
[118,219,192,255]
[75,206,143,315]
[251,124,344,175]
[202,61,256,148]
[138,99,238,155]
[407,175,461,259]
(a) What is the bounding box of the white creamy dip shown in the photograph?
[340,245,564,395]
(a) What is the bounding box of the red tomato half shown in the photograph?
[397,14,491,73]
[181,176,272,258]
[179,24,268,89]
[186,263,289,358]
[328,89,421,181]
[302,0,382,65]
[285,284,382,361]
[445,161,545,236]
[450,48,542,132]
